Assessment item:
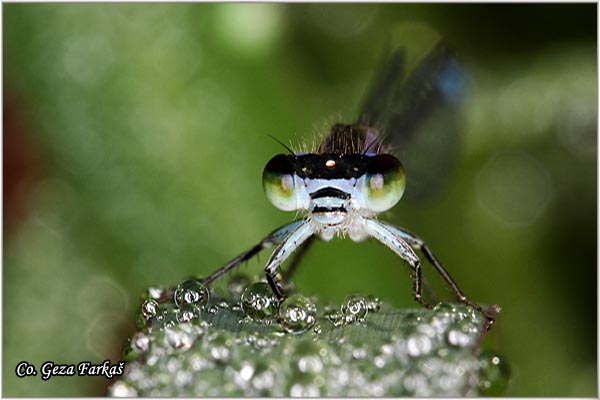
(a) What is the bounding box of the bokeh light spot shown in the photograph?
[62,34,114,87]
[475,151,554,228]
[76,275,130,318]
[556,98,597,158]
[215,4,283,56]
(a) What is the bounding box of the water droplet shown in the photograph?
[123,332,150,361]
[174,370,193,387]
[163,319,176,330]
[478,351,511,395]
[430,303,458,329]
[133,332,150,353]
[403,372,430,396]
[239,362,255,381]
[446,320,477,348]
[239,282,278,322]
[141,299,159,320]
[110,381,138,397]
[143,286,166,300]
[209,336,232,362]
[365,295,382,313]
[406,333,432,357]
[278,294,317,334]
[188,354,210,371]
[351,346,368,360]
[165,328,194,352]
[416,323,436,338]
[176,305,199,323]
[380,343,393,356]
[289,383,321,397]
[145,303,178,331]
[324,310,344,327]
[373,355,386,368]
[251,336,274,350]
[401,311,424,327]
[251,363,277,391]
[138,300,174,331]
[433,302,457,318]
[173,279,210,309]
[217,300,230,308]
[341,294,368,323]
[297,354,323,374]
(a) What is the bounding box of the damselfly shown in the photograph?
[203,41,495,323]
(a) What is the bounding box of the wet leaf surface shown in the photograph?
[110,278,509,397]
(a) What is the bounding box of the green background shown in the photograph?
[3,3,597,397]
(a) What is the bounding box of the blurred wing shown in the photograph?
[356,48,406,128]
[374,41,468,202]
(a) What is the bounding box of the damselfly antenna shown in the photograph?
[268,134,295,155]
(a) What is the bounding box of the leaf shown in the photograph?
[109,278,509,397]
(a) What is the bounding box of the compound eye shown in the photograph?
[363,155,405,212]
[262,154,298,211]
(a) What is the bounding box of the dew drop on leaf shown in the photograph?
[240,282,278,322]
[174,279,210,309]
[278,294,317,334]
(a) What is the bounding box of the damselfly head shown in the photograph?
[262,149,406,216]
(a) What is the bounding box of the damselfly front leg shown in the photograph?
[280,235,316,283]
[374,220,496,323]
[264,220,315,298]
[202,219,309,287]
[363,218,433,310]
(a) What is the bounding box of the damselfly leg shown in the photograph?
[371,221,496,323]
[202,219,307,287]
[202,215,495,323]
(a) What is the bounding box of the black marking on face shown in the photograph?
[266,152,404,181]
[309,187,351,200]
[311,206,347,213]
[291,153,373,179]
